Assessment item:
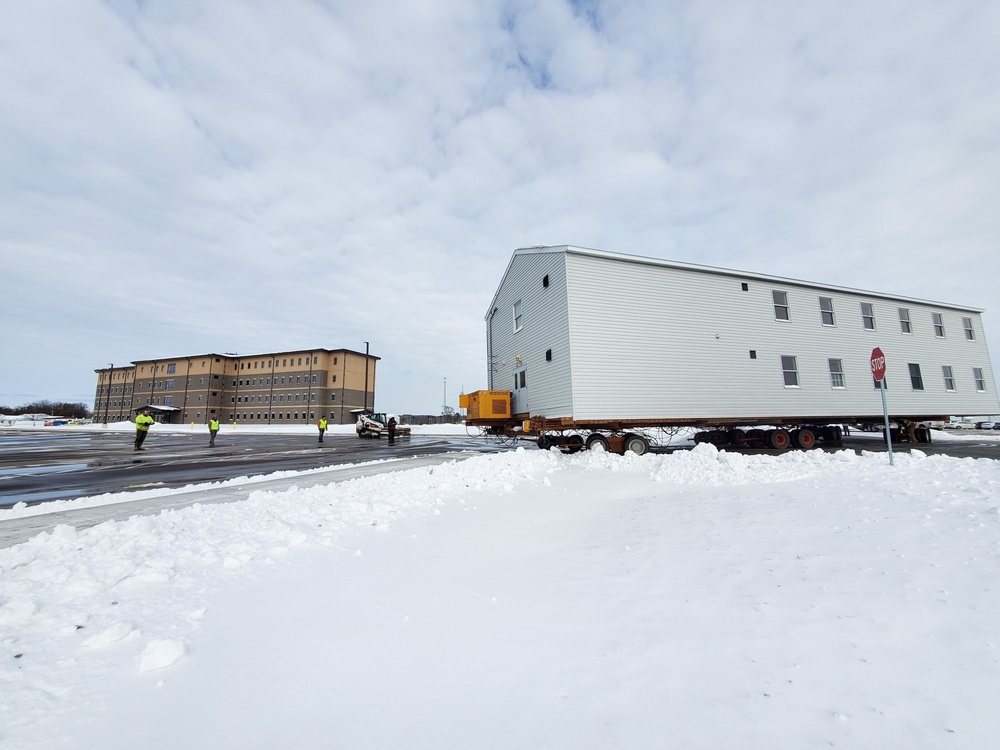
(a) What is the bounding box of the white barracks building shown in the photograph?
[485,245,999,425]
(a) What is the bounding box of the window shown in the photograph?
[165,380,174,390]
[963,317,975,340]
[974,368,985,392]
[861,302,876,330]
[932,313,945,337]
[898,308,912,334]
[942,366,955,391]
[513,300,523,332]
[167,364,176,374]
[829,359,845,388]
[781,356,799,386]
[819,297,835,326]
[908,363,924,390]
[773,291,790,321]
[514,370,527,389]
[164,397,173,406]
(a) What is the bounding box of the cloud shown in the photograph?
[2,0,998,413]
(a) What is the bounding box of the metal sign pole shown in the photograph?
[880,379,894,467]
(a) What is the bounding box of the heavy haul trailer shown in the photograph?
[463,389,865,453]
[463,245,1000,454]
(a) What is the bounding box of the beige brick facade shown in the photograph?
[93,348,378,425]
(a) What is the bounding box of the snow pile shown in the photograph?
[2,447,1000,748]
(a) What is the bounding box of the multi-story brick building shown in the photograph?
[93,348,379,425]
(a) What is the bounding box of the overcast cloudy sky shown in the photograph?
[2,0,999,415]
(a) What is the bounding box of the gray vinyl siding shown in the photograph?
[487,251,573,417]
[488,246,999,422]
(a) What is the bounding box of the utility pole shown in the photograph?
[363,341,370,412]
[443,377,447,414]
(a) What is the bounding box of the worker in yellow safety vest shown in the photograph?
[209,417,220,446]
[318,416,328,443]
[134,409,154,451]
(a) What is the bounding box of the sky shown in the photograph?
[3,426,1000,747]
[2,0,999,415]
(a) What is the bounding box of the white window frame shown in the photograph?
[861,302,876,330]
[973,368,986,392]
[819,297,835,326]
[773,291,790,321]
[942,366,955,392]
[932,312,945,338]
[781,355,799,387]
[898,308,912,334]
[963,317,975,341]
[828,358,845,388]
[908,363,924,391]
[513,300,523,332]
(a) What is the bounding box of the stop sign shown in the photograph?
[871,347,886,382]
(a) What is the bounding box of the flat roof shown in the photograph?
[485,244,984,317]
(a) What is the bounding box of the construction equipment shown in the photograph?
[353,410,411,439]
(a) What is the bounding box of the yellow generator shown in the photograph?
[459,390,512,421]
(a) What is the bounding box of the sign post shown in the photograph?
[870,347,893,466]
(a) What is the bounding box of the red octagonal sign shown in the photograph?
[871,347,887,382]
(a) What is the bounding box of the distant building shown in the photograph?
[94,348,379,425]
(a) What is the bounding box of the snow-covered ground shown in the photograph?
[3,437,1000,748]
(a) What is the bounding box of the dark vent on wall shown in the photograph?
[749,350,757,359]
[543,274,549,287]
[741,282,749,291]
[546,349,552,361]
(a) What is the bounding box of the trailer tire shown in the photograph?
[728,428,748,445]
[766,429,791,450]
[537,435,551,450]
[792,428,816,450]
[707,430,727,447]
[747,429,766,448]
[585,433,610,452]
[566,434,584,453]
[623,433,649,455]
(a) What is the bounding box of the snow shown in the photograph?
[2,443,1000,748]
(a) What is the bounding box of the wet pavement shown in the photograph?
[2,428,998,510]
[0,430,504,508]
[1,427,997,549]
